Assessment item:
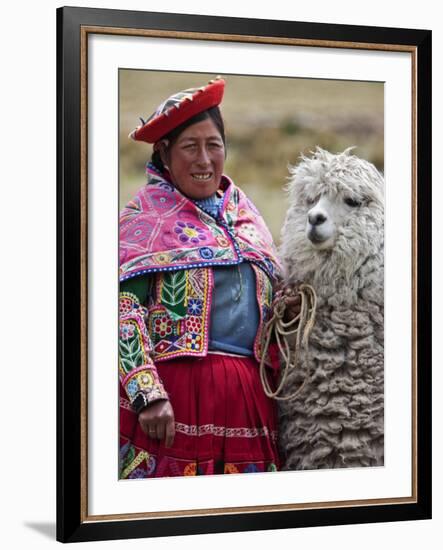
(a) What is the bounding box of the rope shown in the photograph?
[259,283,317,401]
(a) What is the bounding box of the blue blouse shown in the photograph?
[195,194,260,356]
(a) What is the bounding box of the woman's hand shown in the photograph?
[274,282,302,323]
[138,399,176,448]
[283,286,302,323]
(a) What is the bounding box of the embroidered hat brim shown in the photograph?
[129,77,225,144]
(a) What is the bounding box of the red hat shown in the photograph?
[129,77,225,144]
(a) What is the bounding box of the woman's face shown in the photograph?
[163,118,225,200]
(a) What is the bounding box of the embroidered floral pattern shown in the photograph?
[186,333,202,351]
[119,437,279,478]
[238,223,261,244]
[154,315,173,337]
[120,446,150,479]
[120,167,282,366]
[119,165,282,281]
[149,189,177,210]
[174,221,207,244]
[138,372,154,389]
[153,252,171,265]
[146,269,211,361]
[187,298,203,315]
[121,221,153,244]
[119,292,168,411]
[126,379,139,398]
[186,315,202,334]
[143,265,276,364]
[216,235,230,247]
[199,246,214,259]
[159,271,187,320]
[119,321,144,372]
[119,296,135,316]
[123,368,168,409]
[120,323,135,340]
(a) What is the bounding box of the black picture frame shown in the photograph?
[56,5,432,543]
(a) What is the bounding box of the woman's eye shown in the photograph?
[344,197,361,207]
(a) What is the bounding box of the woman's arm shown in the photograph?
[119,276,169,411]
[119,276,175,447]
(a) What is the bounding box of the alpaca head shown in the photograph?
[281,147,384,285]
[305,193,354,251]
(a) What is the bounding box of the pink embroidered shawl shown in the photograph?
[120,164,282,282]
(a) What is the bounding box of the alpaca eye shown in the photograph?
[344,197,361,207]
[306,197,316,206]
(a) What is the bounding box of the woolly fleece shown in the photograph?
[278,147,384,470]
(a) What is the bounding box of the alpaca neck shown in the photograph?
[290,248,383,305]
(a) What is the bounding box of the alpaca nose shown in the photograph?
[308,212,327,226]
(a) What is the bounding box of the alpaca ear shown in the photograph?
[342,145,357,156]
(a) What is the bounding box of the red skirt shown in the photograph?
[119,353,281,478]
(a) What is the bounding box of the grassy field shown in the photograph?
[119,70,383,244]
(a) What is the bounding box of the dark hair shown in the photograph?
[151,106,226,172]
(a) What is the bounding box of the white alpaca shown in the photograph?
[278,147,384,470]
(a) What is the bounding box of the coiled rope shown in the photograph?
[259,283,317,401]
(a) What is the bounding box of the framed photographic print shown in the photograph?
[57,6,432,543]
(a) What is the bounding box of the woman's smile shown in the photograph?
[191,172,213,181]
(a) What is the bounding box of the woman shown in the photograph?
[119,77,299,478]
